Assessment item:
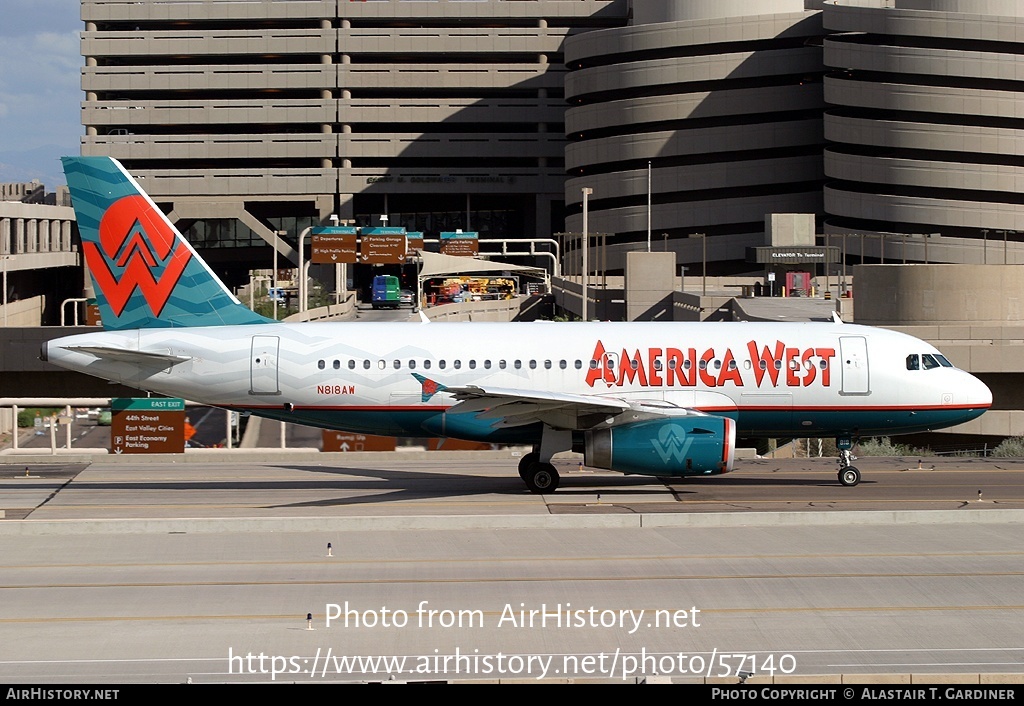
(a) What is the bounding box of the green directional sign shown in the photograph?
[112,398,185,412]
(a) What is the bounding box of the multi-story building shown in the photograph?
[80,0,628,286]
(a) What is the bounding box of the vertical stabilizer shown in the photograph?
[62,156,271,329]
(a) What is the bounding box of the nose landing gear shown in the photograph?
[837,438,861,486]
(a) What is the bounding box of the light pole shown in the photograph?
[646,160,651,253]
[1,255,8,327]
[689,233,706,296]
[982,229,988,264]
[298,226,311,314]
[581,187,592,321]
[274,230,287,321]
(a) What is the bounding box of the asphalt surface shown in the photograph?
[1,454,1023,685]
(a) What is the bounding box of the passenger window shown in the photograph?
[630,359,639,370]
[906,354,920,371]
[529,360,537,369]
[393,360,401,369]
[559,360,567,370]
[333,360,340,370]
[484,360,491,369]
[424,360,432,370]
[409,360,417,369]
[469,360,476,369]
[589,360,599,370]
[439,360,447,369]
[363,360,371,370]
[514,360,522,369]
[653,359,663,371]
[499,360,507,369]
[348,360,355,370]
[574,360,582,369]
[545,360,552,369]
[378,360,386,370]
[454,360,462,369]
[318,360,325,370]
[759,360,767,370]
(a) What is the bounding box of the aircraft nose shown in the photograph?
[970,374,993,409]
[959,372,992,411]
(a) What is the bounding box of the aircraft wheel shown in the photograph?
[838,466,861,487]
[523,462,559,494]
[517,452,539,479]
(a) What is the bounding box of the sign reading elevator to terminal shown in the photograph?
[110,398,185,454]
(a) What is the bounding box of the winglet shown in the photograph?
[419,310,430,324]
[412,373,447,402]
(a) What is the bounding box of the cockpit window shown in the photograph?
[935,354,954,368]
[906,354,919,371]
[921,354,941,370]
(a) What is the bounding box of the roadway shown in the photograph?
[1,455,1023,684]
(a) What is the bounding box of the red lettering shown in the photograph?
[801,348,817,387]
[747,340,785,387]
[617,349,648,387]
[648,347,663,386]
[717,348,743,387]
[698,348,717,387]
[786,348,801,386]
[666,348,690,386]
[585,341,607,387]
[818,347,836,386]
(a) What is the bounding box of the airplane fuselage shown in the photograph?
[45,320,991,442]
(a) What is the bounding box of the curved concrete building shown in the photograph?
[823,0,1024,257]
[563,0,826,273]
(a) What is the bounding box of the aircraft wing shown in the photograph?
[444,384,633,430]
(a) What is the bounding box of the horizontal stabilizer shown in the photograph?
[60,345,192,366]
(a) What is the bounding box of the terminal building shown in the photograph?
[79,0,629,287]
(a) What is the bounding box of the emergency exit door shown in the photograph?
[250,335,281,395]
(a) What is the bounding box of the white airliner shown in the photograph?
[44,157,992,492]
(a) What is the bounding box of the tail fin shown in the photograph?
[62,156,272,329]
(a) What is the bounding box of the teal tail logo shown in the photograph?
[62,156,271,330]
[412,373,448,403]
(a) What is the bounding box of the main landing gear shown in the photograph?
[518,451,559,493]
[837,438,861,486]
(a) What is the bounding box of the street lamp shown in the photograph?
[298,226,311,315]
[274,230,287,321]
[981,229,988,264]
[581,187,592,321]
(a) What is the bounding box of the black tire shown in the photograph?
[523,462,559,493]
[839,466,861,487]
[518,452,539,479]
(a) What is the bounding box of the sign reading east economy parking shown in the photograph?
[110,398,185,454]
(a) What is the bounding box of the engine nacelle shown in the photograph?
[584,416,735,477]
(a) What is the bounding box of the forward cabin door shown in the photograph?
[839,336,870,395]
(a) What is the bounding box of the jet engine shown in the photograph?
[584,416,735,477]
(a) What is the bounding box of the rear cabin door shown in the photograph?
[250,335,281,395]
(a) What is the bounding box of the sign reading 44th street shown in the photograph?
[110,398,185,454]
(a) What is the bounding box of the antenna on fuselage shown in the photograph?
[832,311,844,324]
[419,310,430,324]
